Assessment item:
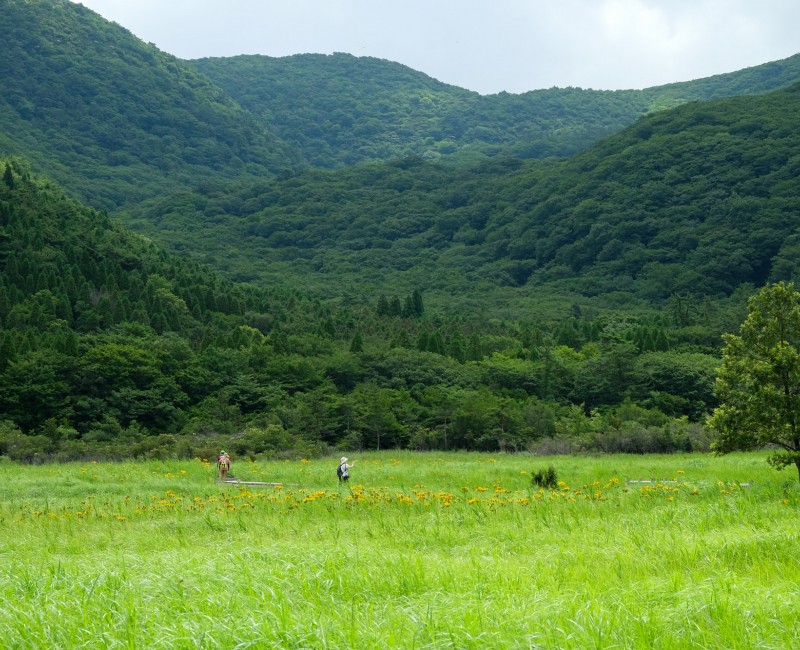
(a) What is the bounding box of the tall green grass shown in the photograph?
[0,452,797,649]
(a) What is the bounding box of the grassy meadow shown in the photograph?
[0,451,798,649]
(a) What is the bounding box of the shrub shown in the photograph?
[531,465,559,489]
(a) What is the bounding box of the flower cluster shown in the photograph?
[11,464,758,526]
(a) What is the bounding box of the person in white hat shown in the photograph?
[337,456,356,482]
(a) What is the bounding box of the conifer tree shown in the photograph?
[388,296,402,317]
[376,294,389,317]
[417,330,430,352]
[350,332,364,353]
[402,295,415,318]
[411,289,424,317]
[448,331,467,362]
[467,333,483,361]
[2,163,14,189]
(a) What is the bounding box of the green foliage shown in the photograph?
[0,160,726,461]
[0,0,301,211]
[5,4,800,461]
[190,52,800,168]
[531,464,558,489]
[5,0,797,214]
[709,282,800,480]
[119,84,800,318]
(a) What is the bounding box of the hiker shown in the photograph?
[337,456,356,482]
[217,451,231,482]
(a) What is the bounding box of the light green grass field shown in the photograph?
[0,451,798,649]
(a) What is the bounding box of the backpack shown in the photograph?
[337,463,346,478]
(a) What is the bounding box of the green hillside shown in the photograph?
[0,160,724,459]
[2,1,797,460]
[0,0,301,210]
[190,52,800,167]
[492,83,800,300]
[125,83,800,317]
[2,0,797,210]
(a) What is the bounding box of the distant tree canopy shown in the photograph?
[123,84,800,313]
[190,52,800,168]
[3,0,800,211]
[0,0,301,211]
[0,162,719,461]
[2,2,800,461]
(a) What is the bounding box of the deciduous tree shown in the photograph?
[709,282,800,481]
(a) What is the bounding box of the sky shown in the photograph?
[74,0,800,95]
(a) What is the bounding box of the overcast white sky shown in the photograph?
[74,0,800,95]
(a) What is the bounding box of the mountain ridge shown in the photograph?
[122,81,800,316]
[3,0,799,210]
[0,0,302,210]
[190,51,800,167]
[2,0,799,316]
[2,2,794,456]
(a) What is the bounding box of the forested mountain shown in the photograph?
[0,0,301,211]
[0,161,722,460]
[0,0,797,460]
[126,83,800,314]
[190,52,800,167]
[3,0,799,211]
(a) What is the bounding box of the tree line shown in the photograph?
[0,161,721,462]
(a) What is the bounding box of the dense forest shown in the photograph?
[0,160,720,461]
[123,84,800,315]
[3,0,800,213]
[0,0,301,211]
[1,0,799,461]
[191,51,800,167]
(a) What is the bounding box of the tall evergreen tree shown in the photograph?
[376,294,389,317]
[350,332,364,353]
[2,164,14,189]
[411,289,424,317]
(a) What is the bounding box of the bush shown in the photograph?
[531,465,559,489]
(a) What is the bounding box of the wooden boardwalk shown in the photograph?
[218,479,298,487]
